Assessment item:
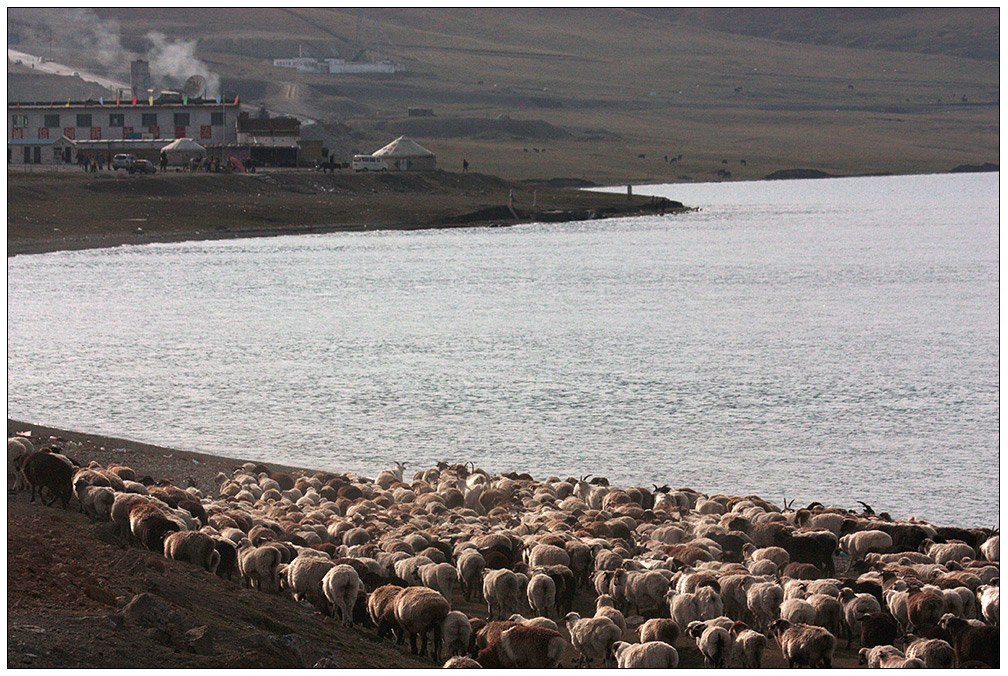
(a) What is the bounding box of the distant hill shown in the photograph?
[640,8,1000,61]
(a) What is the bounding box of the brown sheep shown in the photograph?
[129,502,181,551]
[639,617,680,645]
[164,531,221,573]
[769,619,836,668]
[368,584,405,641]
[476,624,566,668]
[906,590,945,634]
[21,451,74,508]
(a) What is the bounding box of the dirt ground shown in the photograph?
[7,419,872,669]
[7,169,685,256]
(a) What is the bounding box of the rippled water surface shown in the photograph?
[7,172,999,525]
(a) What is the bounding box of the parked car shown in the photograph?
[112,154,136,171]
[128,159,157,174]
[352,154,388,172]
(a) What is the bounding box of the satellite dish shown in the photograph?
[183,75,207,99]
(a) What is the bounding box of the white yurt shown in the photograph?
[160,137,207,166]
[371,135,436,171]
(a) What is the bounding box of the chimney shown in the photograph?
[130,60,151,99]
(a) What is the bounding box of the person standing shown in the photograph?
[462,158,468,173]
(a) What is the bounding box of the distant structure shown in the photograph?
[368,135,436,171]
[130,60,151,99]
[272,46,402,74]
[407,107,434,117]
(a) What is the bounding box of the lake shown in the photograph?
[7,172,999,526]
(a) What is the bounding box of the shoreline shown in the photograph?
[6,169,690,257]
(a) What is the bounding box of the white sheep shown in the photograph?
[858,644,924,668]
[394,586,451,662]
[322,563,361,625]
[483,568,521,620]
[687,620,733,668]
[923,540,975,566]
[440,610,472,658]
[526,572,556,619]
[730,622,768,668]
[611,640,679,668]
[840,589,882,647]
[508,613,560,632]
[746,580,785,632]
[979,535,999,562]
[79,485,116,521]
[594,594,627,634]
[564,612,622,668]
[839,530,893,560]
[779,597,818,625]
[527,543,570,568]
[419,562,458,600]
[456,548,486,602]
[623,569,672,615]
[904,637,957,668]
[394,555,434,586]
[977,584,999,626]
[164,530,221,574]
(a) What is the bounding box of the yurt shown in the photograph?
[371,135,436,171]
[160,137,207,166]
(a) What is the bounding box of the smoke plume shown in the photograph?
[144,32,221,97]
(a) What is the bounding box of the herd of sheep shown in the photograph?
[9,436,1001,668]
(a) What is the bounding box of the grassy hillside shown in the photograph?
[7,8,999,184]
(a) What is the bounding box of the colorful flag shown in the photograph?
[216,94,221,104]
[233,94,239,105]
[132,96,137,106]
[149,94,154,106]
[65,99,70,107]
[99,96,104,105]
[182,95,188,105]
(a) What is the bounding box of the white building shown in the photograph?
[8,98,240,164]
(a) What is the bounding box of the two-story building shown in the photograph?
[8,97,240,165]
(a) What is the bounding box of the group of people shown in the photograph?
[76,154,108,172]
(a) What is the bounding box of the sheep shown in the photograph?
[442,656,481,668]
[19,450,74,508]
[564,612,622,668]
[806,593,843,637]
[456,548,486,602]
[768,619,836,668]
[8,437,34,490]
[475,624,566,668]
[687,620,733,668]
[746,580,785,632]
[280,553,336,614]
[323,564,362,625]
[978,535,998,562]
[745,545,790,569]
[859,612,899,649]
[729,621,768,668]
[594,594,627,634]
[394,586,451,662]
[483,568,521,620]
[419,562,458,600]
[884,588,911,631]
[611,640,679,668]
[508,613,559,632]
[163,530,221,573]
[858,644,924,668]
[441,610,472,658]
[669,585,724,636]
[779,597,818,625]
[527,543,570,568]
[840,588,883,647]
[526,572,556,619]
[977,584,998,626]
[939,614,999,667]
[368,583,405,641]
[840,530,893,561]
[922,539,975,566]
[213,536,238,580]
[773,529,837,576]
[237,541,284,593]
[903,637,957,668]
[906,589,945,634]
[129,502,181,551]
[622,569,671,615]
[78,485,116,520]
[638,617,679,645]
[395,555,435,586]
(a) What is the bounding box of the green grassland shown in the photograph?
[8,8,999,184]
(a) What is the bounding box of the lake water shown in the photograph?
[7,172,999,526]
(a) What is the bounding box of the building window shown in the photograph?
[141,112,158,126]
[12,113,28,127]
[173,113,190,126]
[109,113,124,127]
[76,113,92,127]
[44,114,60,127]
[210,111,224,126]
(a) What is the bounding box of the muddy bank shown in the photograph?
[7,169,690,256]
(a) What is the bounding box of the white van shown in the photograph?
[352,155,389,172]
